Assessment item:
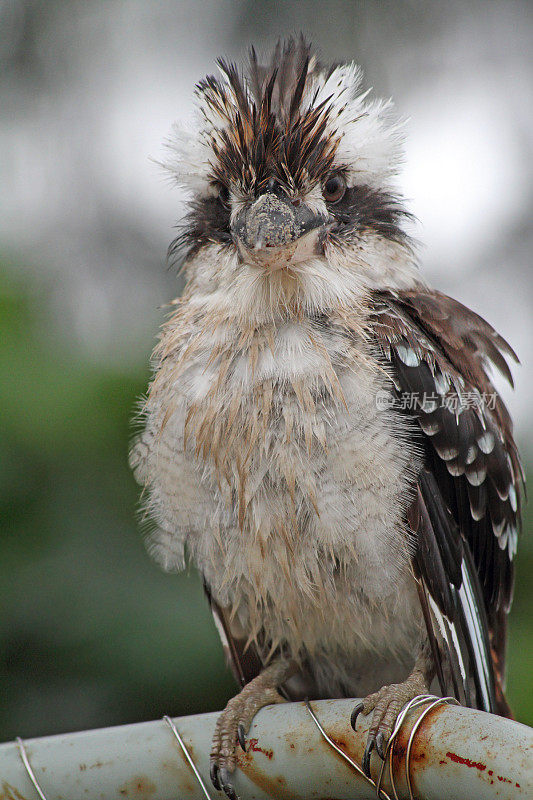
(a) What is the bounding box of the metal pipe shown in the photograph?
[1,699,531,799]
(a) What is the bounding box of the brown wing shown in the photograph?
[370,288,523,714]
[204,582,263,689]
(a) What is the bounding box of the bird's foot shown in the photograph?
[210,661,294,799]
[350,668,429,778]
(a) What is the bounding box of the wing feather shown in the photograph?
[370,288,522,714]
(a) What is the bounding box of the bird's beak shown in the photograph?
[232,193,329,270]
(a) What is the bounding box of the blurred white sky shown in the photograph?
[1,0,532,434]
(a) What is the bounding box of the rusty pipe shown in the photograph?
[0,699,531,799]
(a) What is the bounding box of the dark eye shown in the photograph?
[322,173,346,204]
[217,183,231,209]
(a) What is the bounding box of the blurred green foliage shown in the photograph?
[1,259,531,742]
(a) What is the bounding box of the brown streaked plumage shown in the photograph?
[203,41,340,193]
[131,37,523,797]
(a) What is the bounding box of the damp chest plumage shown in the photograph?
[139,315,422,664]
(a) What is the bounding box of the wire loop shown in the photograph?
[15,736,49,800]
[306,694,458,800]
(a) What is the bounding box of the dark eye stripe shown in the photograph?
[216,183,231,208]
[328,185,412,244]
[173,182,411,261]
[169,196,232,261]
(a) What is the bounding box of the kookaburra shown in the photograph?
[131,38,523,798]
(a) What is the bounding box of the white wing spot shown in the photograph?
[420,398,438,413]
[447,460,465,477]
[466,466,487,487]
[434,371,450,395]
[477,431,495,454]
[419,417,440,435]
[465,445,477,465]
[436,445,460,461]
[396,344,421,367]
[508,484,518,513]
[492,516,506,537]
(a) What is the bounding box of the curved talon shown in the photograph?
[237,723,247,752]
[362,737,375,777]
[220,767,238,800]
[210,761,221,790]
[223,784,238,800]
[375,731,385,760]
[350,701,364,731]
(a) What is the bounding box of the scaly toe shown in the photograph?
[380,698,405,737]
[210,663,292,798]
[357,674,429,775]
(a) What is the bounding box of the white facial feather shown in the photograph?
[163,60,404,195]
[162,121,212,195]
[304,63,405,190]
[181,235,420,325]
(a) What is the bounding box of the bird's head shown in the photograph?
[165,37,419,320]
